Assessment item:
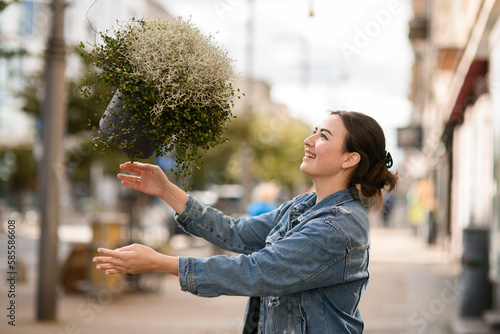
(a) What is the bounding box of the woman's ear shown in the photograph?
[342,152,361,169]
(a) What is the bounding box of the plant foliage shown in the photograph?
[78,16,241,184]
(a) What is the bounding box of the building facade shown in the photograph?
[408,0,500,315]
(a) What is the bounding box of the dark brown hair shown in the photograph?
[330,110,398,211]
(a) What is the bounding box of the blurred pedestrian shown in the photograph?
[93,111,398,333]
[381,193,395,227]
[246,181,281,216]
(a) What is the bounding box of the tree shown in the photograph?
[0,145,36,211]
[192,107,312,193]
[0,0,18,12]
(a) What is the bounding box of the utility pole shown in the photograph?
[240,0,255,213]
[37,0,66,321]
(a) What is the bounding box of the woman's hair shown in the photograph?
[330,110,398,211]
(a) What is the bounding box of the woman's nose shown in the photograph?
[304,134,314,146]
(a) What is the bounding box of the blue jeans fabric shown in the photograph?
[176,188,370,333]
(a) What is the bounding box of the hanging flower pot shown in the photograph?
[78,16,244,182]
[99,90,155,159]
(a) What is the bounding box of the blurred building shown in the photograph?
[407,0,500,321]
[0,1,44,146]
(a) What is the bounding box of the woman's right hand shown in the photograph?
[117,162,170,198]
[117,162,188,214]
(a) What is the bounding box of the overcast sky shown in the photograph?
[157,0,414,161]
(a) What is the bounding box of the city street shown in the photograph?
[2,1,500,333]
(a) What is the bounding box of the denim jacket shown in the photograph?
[176,188,370,334]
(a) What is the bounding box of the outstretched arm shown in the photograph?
[93,162,184,276]
[93,244,179,276]
[118,162,188,214]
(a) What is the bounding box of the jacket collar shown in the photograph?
[317,187,359,208]
[293,187,359,213]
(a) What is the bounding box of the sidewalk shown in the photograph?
[361,227,459,334]
[1,227,460,334]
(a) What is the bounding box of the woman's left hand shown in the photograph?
[93,243,176,275]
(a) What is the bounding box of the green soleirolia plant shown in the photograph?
[78,16,242,185]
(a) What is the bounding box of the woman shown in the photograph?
[93,110,398,333]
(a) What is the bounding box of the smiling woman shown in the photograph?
[93,110,398,334]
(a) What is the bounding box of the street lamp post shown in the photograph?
[36,0,66,321]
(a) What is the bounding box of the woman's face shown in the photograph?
[300,114,352,182]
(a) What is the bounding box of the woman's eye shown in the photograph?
[313,129,327,139]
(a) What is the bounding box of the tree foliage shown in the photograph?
[0,0,18,12]
[192,108,312,192]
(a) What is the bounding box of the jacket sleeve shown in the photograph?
[178,215,369,298]
[175,195,285,254]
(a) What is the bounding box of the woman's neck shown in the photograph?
[313,179,349,203]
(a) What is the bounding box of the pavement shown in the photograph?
[360,227,458,334]
[0,223,468,334]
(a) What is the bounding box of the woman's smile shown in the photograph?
[304,149,316,160]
